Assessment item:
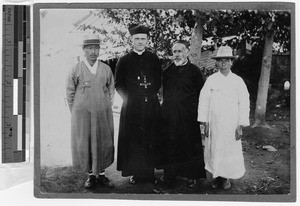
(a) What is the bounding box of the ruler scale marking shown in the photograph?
[13,6,18,158]
[25,6,30,162]
[2,5,29,163]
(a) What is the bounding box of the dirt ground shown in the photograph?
[39,103,291,197]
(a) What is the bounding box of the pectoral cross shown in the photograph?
[139,75,151,89]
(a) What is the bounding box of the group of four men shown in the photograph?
[66,24,250,191]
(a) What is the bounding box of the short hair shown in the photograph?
[172,40,190,49]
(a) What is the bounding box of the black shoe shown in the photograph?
[129,176,138,184]
[97,175,114,188]
[158,175,175,188]
[187,179,197,188]
[153,176,175,194]
[84,175,97,189]
[211,176,223,189]
[150,176,159,185]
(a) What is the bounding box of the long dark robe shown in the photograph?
[115,50,162,179]
[161,61,206,180]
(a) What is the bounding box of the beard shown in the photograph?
[174,59,184,66]
[174,58,188,66]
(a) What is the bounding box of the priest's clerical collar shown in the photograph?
[133,49,145,55]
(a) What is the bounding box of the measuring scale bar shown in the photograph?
[2,5,30,163]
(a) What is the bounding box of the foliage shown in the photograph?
[203,10,291,54]
[76,9,291,82]
[76,9,290,55]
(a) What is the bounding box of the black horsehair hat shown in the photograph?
[128,24,151,35]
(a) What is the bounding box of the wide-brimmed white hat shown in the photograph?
[211,46,238,59]
[82,34,100,46]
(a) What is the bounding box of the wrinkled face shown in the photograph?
[83,44,100,62]
[216,58,233,71]
[131,33,148,52]
[172,43,189,66]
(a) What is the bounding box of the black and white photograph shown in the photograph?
[33,2,295,202]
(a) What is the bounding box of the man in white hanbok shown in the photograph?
[198,46,250,190]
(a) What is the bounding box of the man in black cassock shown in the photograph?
[115,24,162,184]
[160,40,206,188]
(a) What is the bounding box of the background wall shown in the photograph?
[40,9,123,166]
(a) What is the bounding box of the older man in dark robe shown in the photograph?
[115,24,162,184]
[160,40,206,188]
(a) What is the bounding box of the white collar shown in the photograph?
[83,57,98,74]
[133,49,145,55]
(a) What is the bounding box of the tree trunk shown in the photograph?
[252,30,274,127]
[189,10,203,69]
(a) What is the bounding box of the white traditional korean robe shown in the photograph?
[198,71,250,179]
[66,59,115,174]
